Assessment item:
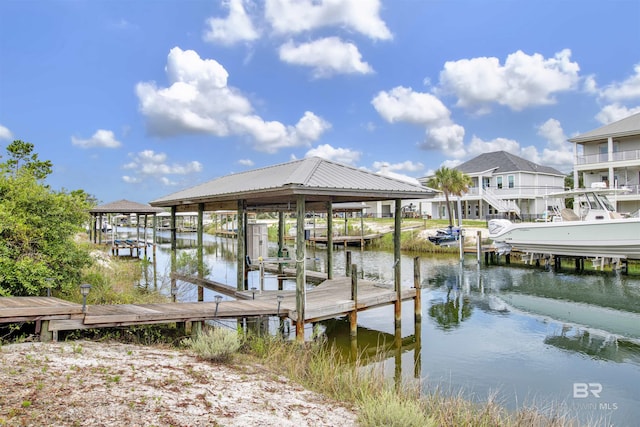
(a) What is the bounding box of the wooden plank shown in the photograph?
[0,297,83,319]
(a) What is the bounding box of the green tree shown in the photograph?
[2,140,53,180]
[0,141,92,296]
[426,167,472,227]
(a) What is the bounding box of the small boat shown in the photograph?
[428,226,461,246]
[488,187,640,259]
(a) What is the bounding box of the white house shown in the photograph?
[569,112,640,216]
[420,151,566,221]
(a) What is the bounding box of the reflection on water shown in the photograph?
[140,231,639,426]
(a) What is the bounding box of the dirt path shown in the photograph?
[0,340,357,427]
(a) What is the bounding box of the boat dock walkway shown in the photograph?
[0,277,416,341]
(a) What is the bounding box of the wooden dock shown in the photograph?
[0,277,416,339]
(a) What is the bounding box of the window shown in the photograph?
[497,176,503,189]
[508,175,514,189]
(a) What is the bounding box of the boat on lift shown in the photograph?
[488,186,640,259]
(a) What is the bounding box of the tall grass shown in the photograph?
[80,254,168,305]
[240,333,582,427]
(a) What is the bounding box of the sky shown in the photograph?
[1,0,639,205]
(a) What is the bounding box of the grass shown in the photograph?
[239,332,583,427]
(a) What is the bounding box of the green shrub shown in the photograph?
[184,327,241,363]
[358,388,436,427]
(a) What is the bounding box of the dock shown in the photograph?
[0,276,417,341]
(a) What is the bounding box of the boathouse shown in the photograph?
[149,157,438,340]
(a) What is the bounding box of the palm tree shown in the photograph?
[427,166,472,227]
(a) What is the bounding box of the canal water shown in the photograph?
[137,231,639,426]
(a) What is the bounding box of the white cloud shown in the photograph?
[237,158,255,166]
[536,119,573,172]
[305,143,360,164]
[203,0,259,45]
[372,160,424,173]
[371,86,467,156]
[373,164,420,185]
[230,111,331,153]
[600,64,640,102]
[583,75,598,94]
[279,37,373,78]
[372,86,451,125]
[71,129,122,148]
[466,136,522,158]
[439,49,580,113]
[595,103,640,124]
[122,175,141,184]
[0,124,13,140]
[136,47,329,150]
[537,118,566,151]
[464,125,573,173]
[422,124,466,156]
[265,0,392,40]
[122,149,202,185]
[440,159,462,169]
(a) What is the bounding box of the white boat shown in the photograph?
[488,187,640,259]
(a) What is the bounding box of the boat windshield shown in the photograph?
[598,194,616,212]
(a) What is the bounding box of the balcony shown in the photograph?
[577,149,640,165]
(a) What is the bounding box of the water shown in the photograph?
[135,230,640,426]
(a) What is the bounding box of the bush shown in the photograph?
[358,388,436,427]
[184,327,241,363]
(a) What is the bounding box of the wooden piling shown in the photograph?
[349,264,358,340]
[394,199,402,332]
[170,206,177,302]
[413,257,421,322]
[295,195,306,342]
[346,251,352,277]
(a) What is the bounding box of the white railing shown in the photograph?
[577,149,640,165]
[482,188,521,216]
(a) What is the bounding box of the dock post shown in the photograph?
[394,199,402,333]
[197,203,204,303]
[413,257,421,322]
[295,195,306,342]
[326,201,333,280]
[237,200,246,291]
[413,256,422,378]
[170,207,177,302]
[349,264,358,358]
[476,231,482,265]
[346,251,352,277]
[278,212,285,289]
[39,320,53,343]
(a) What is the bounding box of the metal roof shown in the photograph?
[568,112,640,143]
[90,199,165,214]
[150,157,437,212]
[455,151,564,176]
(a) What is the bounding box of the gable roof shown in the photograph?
[455,151,564,176]
[150,157,437,212]
[568,112,640,143]
[90,199,165,215]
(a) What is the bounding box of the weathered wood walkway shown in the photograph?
[0,277,416,339]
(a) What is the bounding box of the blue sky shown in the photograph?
[1,0,639,204]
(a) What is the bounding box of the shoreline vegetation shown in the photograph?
[1,218,622,426]
[1,328,585,427]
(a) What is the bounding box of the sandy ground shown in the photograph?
[0,340,357,427]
